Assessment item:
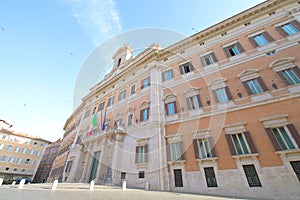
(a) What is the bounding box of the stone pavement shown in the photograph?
[0,183,261,200]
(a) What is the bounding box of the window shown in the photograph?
[22,147,28,154]
[0,155,7,162]
[226,131,258,155]
[115,119,122,127]
[165,102,177,115]
[193,138,214,159]
[92,106,97,115]
[201,52,218,66]
[204,167,218,187]
[277,67,300,86]
[127,114,133,126]
[162,69,173,81]
[135,145,148,164]
[34,141,38,146]
[242,77,268,95]
[29,149,35,155]
[174,169,183,187]
[0,143,4,150]
[179,62,193,74]
[13,168,18,172]
[242,165,262,187]
[108,97,114,107]
[98,102,105,112]
[118,90,126,101]
[21,169,26,172]
[141,77,150,89]
[32,160,37,166]
[121,172,126,179]
[65,160,73,172]
[16,158,23,164]
[25,158,30,165]
[84,110,90,119]
[231,133,250,155]
[276,20,300,36]
[271,127,296,150]
[213,87,232,103]
[130,85,136,95]
[168,142,185,161]
[290,161,300,182]
[14,146,20,153]
[28,169,34,174]
[8,156,15,163]
[223,42,244,57]
[40,143,44,147]
[5,167,9,171]
[249,32,274,47]
[6,145,12,151]
[117,58,121,67]
[138,171,145,179]
[140,108,150,122]
[186,95,201,110]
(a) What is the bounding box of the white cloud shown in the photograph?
[65,0,122,44]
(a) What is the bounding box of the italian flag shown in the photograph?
[88,113,98,136]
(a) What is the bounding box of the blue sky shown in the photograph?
[0,0,264,141]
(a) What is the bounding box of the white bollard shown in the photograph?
[122,181,126,190]
[145,181,149,190]
[51,179,58,190]
[18,179,26,189]
[89,180,95,190]
[12,181,16,186]
[0,178,3,186]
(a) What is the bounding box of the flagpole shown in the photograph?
[100,110,103,132]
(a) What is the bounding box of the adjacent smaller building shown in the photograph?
[0,128,49,184]
[33,138,61,183]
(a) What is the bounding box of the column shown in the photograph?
[79,142,92,183]
[111,133,124,185]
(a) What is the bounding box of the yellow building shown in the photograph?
[0,128,49,184]
[58,0,300,199]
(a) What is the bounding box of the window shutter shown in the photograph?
[242,81,252,95]
[225,86,233,100]
[262,31,274,42]
[166,143,171,161]
[196,94,202,107]
[249,37,259,48]
[200,56,206,66]
[212,90,219,103]
[170,69,174,79]
[179,65,184,74]
[174,101,178,114]
[180,141,186,160]
[256,77,269,92]
[292,66,300,78]
[286,124,300,148]
[189,63,194,71]
[186,97,192,110]
[236,42,245,53]
[243,131,258,154]
[290,20,300,31]
[265,128,281,151]
[147,77,150,87]
[141,80,144,89]
[276,71,289,86]
[225,134,237,155]
[192,139,200,159]
[164,103,169,115]
[211,52,218,62]
[162,72,166,82]
[223,47,231,58]
[144,144,148,163]
[140,110,143,121]
[275,26,288,37]
[208,137,217,157]
[135,146,139,163]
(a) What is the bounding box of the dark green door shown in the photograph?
[89,151,101,182]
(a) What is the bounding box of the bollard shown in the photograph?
[89,180,95,190]
[18,179,26,189]
[51,179,58,190]
[0,178,3,186]
[12,181,16,186]
[122,180,126,190]
[145,181,149,190]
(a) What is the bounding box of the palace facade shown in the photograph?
[57,0,300,199]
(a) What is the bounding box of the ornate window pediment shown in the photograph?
[269,57,295,72]
[237,69,259,81]
[208,78,227,90]
[140,100,150,109]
